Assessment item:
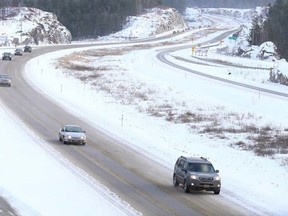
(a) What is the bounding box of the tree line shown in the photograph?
[250,0,288,59]
[265,0,288,60]
[186,0,275,8]
[1,0,273,39]
[1,0,288,60]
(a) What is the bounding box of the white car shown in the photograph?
[14,48,23,56]
[59,125,86,145]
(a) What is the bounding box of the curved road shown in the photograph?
[0,35,263,215]
[157,33,288,99]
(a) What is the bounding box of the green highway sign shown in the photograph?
[228,36,237,40]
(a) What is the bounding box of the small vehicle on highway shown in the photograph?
[2,52,12,61]
[59,125,86,145]
[15,48,23,56]
[0,74,12,87]
[173,156,221,194]
[24,45,32,52]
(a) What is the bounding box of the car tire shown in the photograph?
[62,136,67,144]
[214,188,220,195]
[173,174,179,187]
[183,180,190,193]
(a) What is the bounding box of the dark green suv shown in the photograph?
[173,156,221,194]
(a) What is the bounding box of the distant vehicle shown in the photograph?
[173,156,221,194]
[59,125,86,145]
[2,52,12,61]
[0,74,12,87]
[14,48,23,56]
[24,45,32,52]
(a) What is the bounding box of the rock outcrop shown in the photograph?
[0,7,72,45]
[110,7,188,39]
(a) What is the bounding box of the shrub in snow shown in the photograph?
[242,41,279,61]
[269,59,288,86]
[255,41,279,61]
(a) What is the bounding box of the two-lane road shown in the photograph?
[0,41,261,215]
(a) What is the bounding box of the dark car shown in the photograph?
[59,125,86,145]
[15,48,23,56]
[2,52,12,61]
[24,45,32,52]
[0,74,12,87]
[173,156,221,194]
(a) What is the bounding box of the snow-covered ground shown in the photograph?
[1,7,288,216]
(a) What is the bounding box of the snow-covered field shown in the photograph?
[0,7,288,216]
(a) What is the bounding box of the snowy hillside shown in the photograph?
[0,7,71,46]
[109,7,188,39]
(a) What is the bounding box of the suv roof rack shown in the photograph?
[180,156,209,162]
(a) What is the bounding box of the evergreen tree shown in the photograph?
[250,9,269,46]
[265,0,288,59]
